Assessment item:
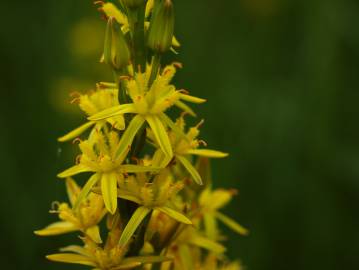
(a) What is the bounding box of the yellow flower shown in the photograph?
[151,116,228,185]
[88,63,206,163]
[114,169,192,247]
[199,188,249,239]
[161,226,226,270]
[57,130,159,214]
[46,233,171,269]
[35,178,106,244]
[58,84,125,142]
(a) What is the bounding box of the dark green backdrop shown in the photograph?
[1,0,358,269]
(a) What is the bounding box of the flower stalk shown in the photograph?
[36,1,247,269]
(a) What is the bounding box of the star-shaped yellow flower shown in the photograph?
[112,169,192,247]
[58,84,125,142]
[46,230,171,269]
[150,116,228,185]
[88,63,206,164]
[35,178,106,244]
[58,130,159,214]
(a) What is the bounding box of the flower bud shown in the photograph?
[122,0,146,9]
[104,17,131,70]
[147,0,174,53]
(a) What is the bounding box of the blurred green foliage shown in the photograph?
[0,0,358,269]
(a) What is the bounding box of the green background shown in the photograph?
[1,0,358,269]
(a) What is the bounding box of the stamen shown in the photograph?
[72,138,82,144]
[198,140,207,147]
[172,62,183,69]
[75,155,82,164]
[196,119,205,128]
[178,89,189,94]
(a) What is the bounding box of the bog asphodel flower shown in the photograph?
[88,63,206,162]
[36,1,247,269]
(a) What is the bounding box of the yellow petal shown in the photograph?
[145,0,155,18]
[156,206,192,225]
[117,191,142,205]
[188,235,226,254]
[174,100,196,116]
[172,36,181,47]
[65,178,81,206]
[101,173,118,214]
[112,262,142,269]
[46,253,96,267]
[73,173,100,211]
[59,245,91,257]
[178,245,194,270]
[177,155,203,185]
[101,3,128,25]
[215,212,249,236]
[122,256,172,265]
[57,164,93,178]
[146,115,173,158]
[203,213,218,240]
[152,149,172,168]
[179,93,206,104]
[118,206,151,247]
[115,115,145,160]
[186,149,229,158]
[159,113,189,142]
[120,164,160,173]
[34,221,77,236]
[58,121,95,142]
[88,104,136,121]
[85,225,102,244]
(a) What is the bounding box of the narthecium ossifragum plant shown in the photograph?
[36,0,248,269]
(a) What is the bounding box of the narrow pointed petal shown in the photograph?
[152,149,172,168]
[215,212,249,236]
[186,149,229,158]
[46,253,96,267]
[146,115,173,158]
[34,221,77,236]
[112,262,142,269]
[122,256,172,265]
[159,113,188,142]
[174,101,196,116]
[73,173,100,210]
[101,2,128,25]
[59,245,91,257]
[85,226,102,244]
[120,164,160,173]
[178,245,194,270]
[88,104,136,121]
[57,164,93,178]
[118,206,151,247]
[58,121,95,142]
[65,178,81,206]
[117,191,142,205]
[179,93,206,104]
[177,155,203,185]
[156,206,192,225]
[101,173,118,214]
[204,213,218,240]
[188,235,226,254]
[115,115,145,160]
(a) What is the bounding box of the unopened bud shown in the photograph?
[104,17,131,70]
[147,0,174,53]
[122,0,146,9]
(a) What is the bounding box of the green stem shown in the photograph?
[148,53,161,87]
[113,69,129,105]
[133,4,147,71]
